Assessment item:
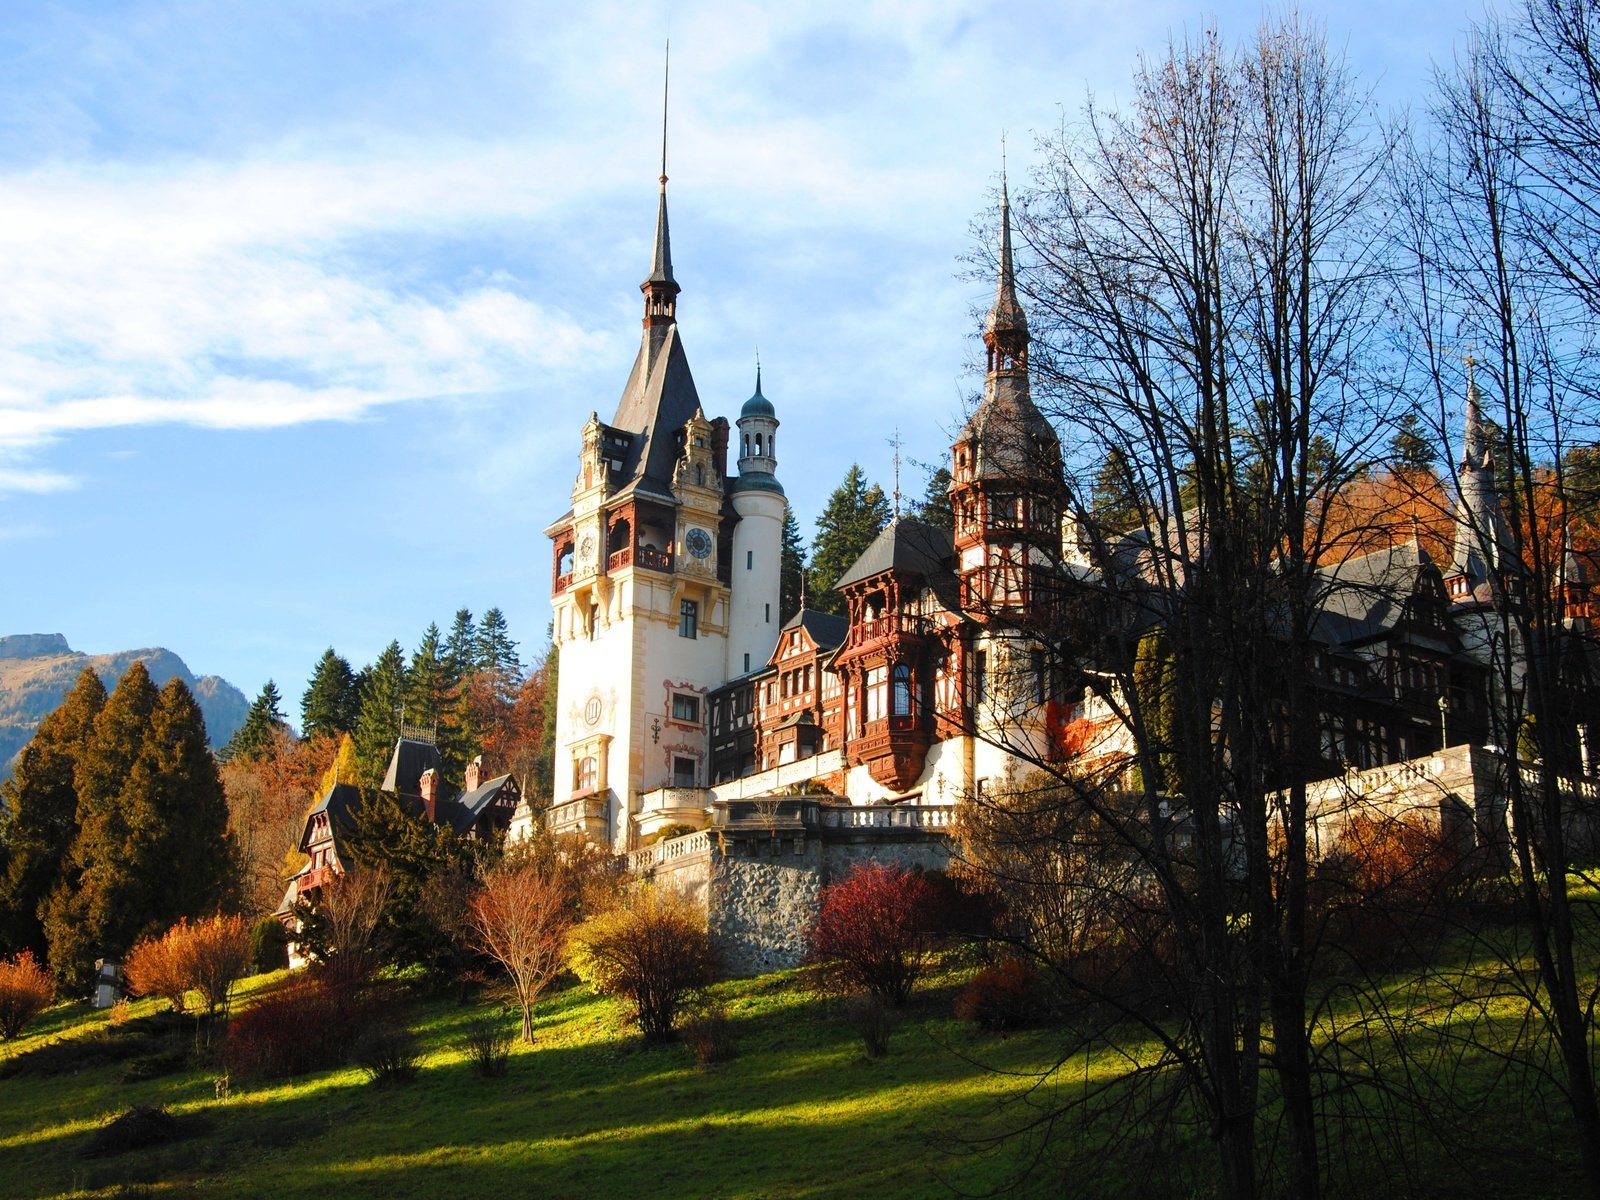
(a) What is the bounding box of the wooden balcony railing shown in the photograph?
[636,546,674,573]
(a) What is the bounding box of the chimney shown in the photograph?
[419,768,438,822]
[465,755,483,793]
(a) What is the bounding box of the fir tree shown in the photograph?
[915,466,954,531]
[228,681,287,762]
[809,464,891,616]
[41,661,159,989]
[1390,409,1438,471]
[476,608,521,681]
[404,624,447,734]
[779,507,807,623]
[139,679,235,922]
[300,649,359,741]
[444,608,477,679]
[353,641,406,786]
[1091,446,1143,530]
[0,667,105,957]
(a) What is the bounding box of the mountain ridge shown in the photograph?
[0,634,249,776]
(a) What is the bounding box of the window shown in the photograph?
[671,693,701,724]
[891,663,912,717]
[744,653,750,673]
[588,604,599,640]
[973,650,987,707]
[575,756,598,792]
[765,603,771,623]
[673,756,697,787]
[679,599,698,639]
[1031,649,1047,705]
[747,550,754,570]
[865,666,886,723]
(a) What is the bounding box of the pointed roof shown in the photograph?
[645,182,678,292]
[983,171,1028,344]
[741,364,775,419]
[835,517,954,590]
[608,324,703,499]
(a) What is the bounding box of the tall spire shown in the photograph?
[1460,355,1488,470]
[983,153,1028,374]
[642,41,679,327]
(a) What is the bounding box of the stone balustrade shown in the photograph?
[627,829,713,873]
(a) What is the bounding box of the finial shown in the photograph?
[660,40,670,190]
[889,427,903,518]
[756,348,762,394]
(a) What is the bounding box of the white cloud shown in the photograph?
[0,466,76,494]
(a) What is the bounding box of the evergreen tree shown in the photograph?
[41,661,159,989]
[139,679,235,922]
[1091,446,1143,530]
[1131,628,1179,795]
[228,681,287,762]
[0,668,105,957]
[1390,409,1437,472]
[809,464,891,616]
[404,624,447,734]
[353,641,406,786]
[915,466,954,531]
[300,649,359,742]
[444,608,477,679]
[537,638,559,800]
[476,607,521,681]
[779,507,808,623]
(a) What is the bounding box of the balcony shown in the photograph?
[636,546,674,573]
[554,572,573,594]
[607,545,633,571]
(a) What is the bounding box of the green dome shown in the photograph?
[733,471,785,497]
[740,366,776,420]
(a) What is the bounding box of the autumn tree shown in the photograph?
[809,464,891,616]
[804,863,935,1007]
[0,667,105,958]
[1007,19,1391,1197]
[570,884,715,1044]
[468,861,572,1041]
[221,726,341,915]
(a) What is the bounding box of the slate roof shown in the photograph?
[835,517,954,591]
[381,736,441,797]
[780,608,849,651]
[438,773,519,837]
[607,325,703,499]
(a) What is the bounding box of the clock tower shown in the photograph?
[542,168,778,850]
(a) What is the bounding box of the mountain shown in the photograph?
[0,634,250,775]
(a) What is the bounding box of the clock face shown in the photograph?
[584,696,602,726]
[686,527,713,560]
[578,534,596,562]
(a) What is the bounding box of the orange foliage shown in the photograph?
[1317,469,1454,566]
[222,727,341,914]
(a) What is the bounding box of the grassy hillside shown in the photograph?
[0,938,1589,1200]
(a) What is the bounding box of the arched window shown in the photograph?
[575,756,598,792]
[891,664,912,717]
[755,433,764,455]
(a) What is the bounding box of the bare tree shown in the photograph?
[467,861,573,1043]
[310,863,393,990]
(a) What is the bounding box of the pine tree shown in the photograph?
[228,681,287,762]
[353,641,406,786]
[139,679,234,922]
[779,507,808,622]
[1091,446,1143,530]
[915,466,954,531]
[444,609,477,679]
[809,464,891,616]
[1390,409,1438,471]
[476,608,521,681]
[300,649,359,742]
[0,668,105,957]
[41,661,159,989]
[404,624,447,734]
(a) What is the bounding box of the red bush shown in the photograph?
[805,863,934,1007]
[954,957,1045,1030]
[0,951,55,1041]
[224,974,379,1080]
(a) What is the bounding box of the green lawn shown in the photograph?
[0,965,1083,1200]
[0,928,1591,1200]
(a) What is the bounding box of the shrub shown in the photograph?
[353,1021,420,1086]
[125,925,194,1013]
[954,957,1046,1030]
[681,1001,738,1065]
[846,994,897,1058]
[249,917,289,974]
[83,1106,180,1158]
[571,885,717,1044]
[0,950,55,1041]
[459,1016,514,1078]
[805,863,934,1007]
[1314,812,1465,967]
[223,974,379,1080]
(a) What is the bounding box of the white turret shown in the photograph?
[728,367,786,678]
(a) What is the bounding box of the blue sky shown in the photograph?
[0,0,1493,719]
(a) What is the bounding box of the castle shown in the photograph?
[511,159,1599,922]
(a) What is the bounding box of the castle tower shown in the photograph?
[727,366,785,678]
[543,161,735,851]
[948,171,1063,628]
[946,170,1064,758]
[1447,369,1513,602]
